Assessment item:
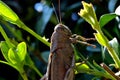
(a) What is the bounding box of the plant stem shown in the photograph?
[32,65,43,77]
[107,46,120,68]
[1,20,23,41]
[20,70,28,80]
[79,52,98,70]
[0,25,13,47]
[16,20,50,47]
[98,28,120,68]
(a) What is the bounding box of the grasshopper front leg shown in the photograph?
[70,34,96,48]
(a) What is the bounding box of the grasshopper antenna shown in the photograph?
[58,0,62,23]
[51,3,60,23]
[51,0,62,24]
[46,0,59,23]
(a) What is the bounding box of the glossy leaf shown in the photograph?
[0,1,19,23]
[0,1,50,47]
[78,1,99,30]
[0,41,10,62]
[17,42,27,62]
[109,38,119,55]
[76,63,89,69]
[8,48,20,64]
[99,13,117,28]
[75,63,89,74]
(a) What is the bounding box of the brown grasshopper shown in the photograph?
[41,23,74,80]
[40,1,95,80]
[40,23,95,80]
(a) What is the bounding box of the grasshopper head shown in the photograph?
[54,23,72,36]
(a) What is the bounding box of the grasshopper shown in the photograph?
[40,1,95,80]
[41,23,74,80]
[40,23,95,80]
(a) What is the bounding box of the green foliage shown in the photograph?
[0,1,18,23]
[0,0,50,47]
[99,13,117,28]
[0,40,43,79]
[78,1,120,79]
[0,41,28,80]
[0,1,44,79]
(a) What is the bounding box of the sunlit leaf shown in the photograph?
[99,13,117,28]
[76,63,89,69]
[17,42,27,62]
[0,1,19,23]
[78,1,99,30]
[8,48,19,64]
[75,63,89,74]
[0,1,50,47]
[0,41,10,62]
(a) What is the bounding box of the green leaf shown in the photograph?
[8,48,20,64]
[78,1,99,30]
[102,46,114,64]
[24,54,34,66]
[17,42,27,62]
[109,38,119,56]
[0,1,19,23]
[75,63,89,74]
[76,63,89,69]
[0,41,21,71]
[0,41,10,62]
[0,1,50,47]
[7,42,27,64]
[99,13,117,28]
[0,60,20,71]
